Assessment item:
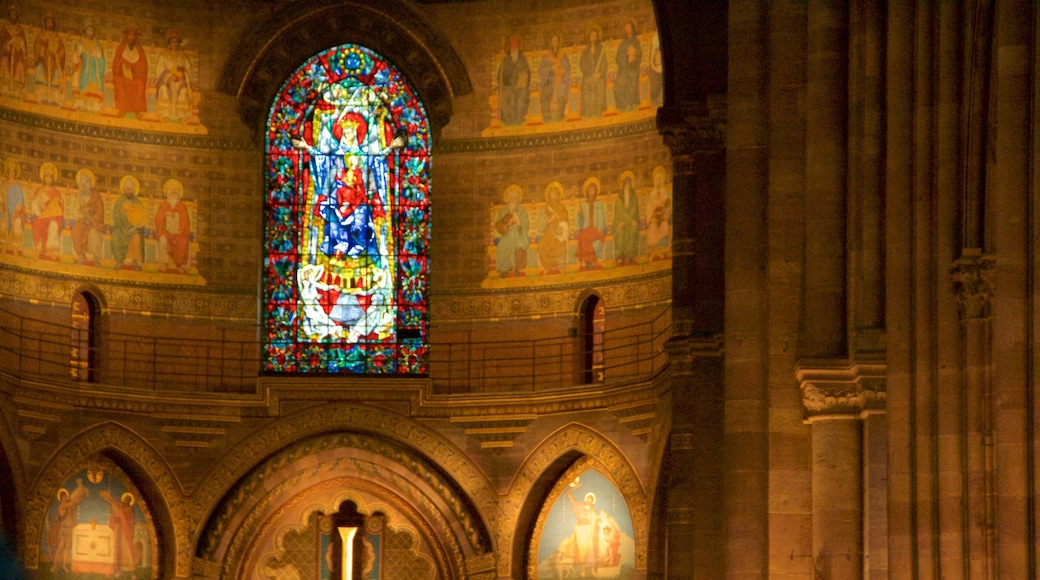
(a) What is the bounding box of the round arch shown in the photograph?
[192,403,497,576]
[502,423,648,579]
[23,422,184,576]
[221,0,472,144]
[204,439,481,579]
[0,397,24,558]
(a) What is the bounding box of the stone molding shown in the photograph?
[222,0,471,142]
[796,359,887,420]
[664,333,724,375]
[951,249,995,320]
[656,100,726,165]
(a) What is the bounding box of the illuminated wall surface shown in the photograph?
[263,44,430,375]
[534,469,636,579]
[0,11,205,133]
[38,461,158,580]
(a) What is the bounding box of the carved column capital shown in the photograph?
[796,359,886,420]
[664,333,723,374]
[656,100,726,171]
[951,249,995,319]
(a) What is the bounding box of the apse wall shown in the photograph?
[0,0,671,389]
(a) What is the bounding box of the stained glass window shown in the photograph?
[263,44,429,374]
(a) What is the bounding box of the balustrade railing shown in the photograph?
[0,306,671,394]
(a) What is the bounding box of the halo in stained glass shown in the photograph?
[263,43,430,374]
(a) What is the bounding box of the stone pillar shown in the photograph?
[798,360,886,580]
[663,335,724,579]
[803,0,848,358]
[952,251,996,579]
[657,102,726,579]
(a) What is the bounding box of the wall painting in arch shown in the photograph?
[484,165,671,289]
[37,458,158,579]
[0,5,205,134]
[533,469,636,579]
[263,43,430,374]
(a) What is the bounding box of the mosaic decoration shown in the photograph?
[37,462,158,579]
[484,166,671,288]
[0,6,205,133]
[0,159,202,283]
[263,44,430,374]
[534,469,635,579]
[485,22,662,137]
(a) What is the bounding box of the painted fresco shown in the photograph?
[37,462,158,579]
[485,21,662,137]
[0,5,205,134]
[0,157,203,284]
[484,165,671,288]
[535,469,636,579]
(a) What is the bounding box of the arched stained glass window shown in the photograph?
[263,44,429,374]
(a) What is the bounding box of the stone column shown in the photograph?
[657,102,726,579]
[798,360,886,580]
[951,251,996,579]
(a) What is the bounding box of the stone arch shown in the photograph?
[24,422,185,576]
[0,397,24,553]
[502,423,648,579]
[192,403,497,575]
[221,0,472,144]
[206,443,476,579]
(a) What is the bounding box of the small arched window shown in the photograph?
[580,294,605,384]
[70,291,99,382]
[262,44,430,374]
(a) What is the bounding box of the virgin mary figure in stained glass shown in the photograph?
[264,44,430,374]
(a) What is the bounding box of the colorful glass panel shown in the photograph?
[263,44,430,374]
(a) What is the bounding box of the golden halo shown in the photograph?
[543,181,564,199]
[56,488,69,502]
[586,22,603,42]
[119,175,140,194]
[652,165,667,182]
[502,183,524,203]
[582,176,601,195]
[76,168,96,189]
[618,171,636,186]
[162,178,184,198]
[39,162,58,181]
[121,492,135,506]
[584,492,597,504]
[3,157,20,179]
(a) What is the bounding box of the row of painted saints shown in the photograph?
[0,157,198,276]
[488,165,671,282]
[490,21,663,132]
[0,4,202,129]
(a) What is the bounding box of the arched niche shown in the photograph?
[221,0,472,144]
[504,423,648,579]
[24,425,181,577]
[196,431,494,579]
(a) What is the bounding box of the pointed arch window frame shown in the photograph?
[262,44,430,375]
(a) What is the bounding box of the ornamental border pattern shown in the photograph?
[1,107,660,153]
